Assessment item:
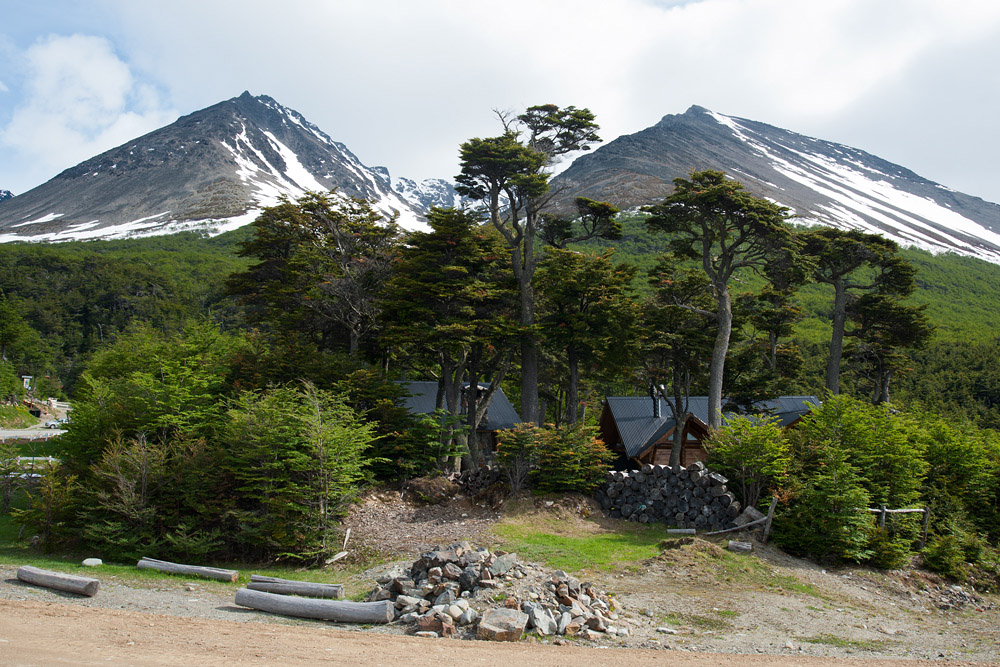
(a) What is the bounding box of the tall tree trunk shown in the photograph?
[463,371,481,472]
[348,328,359,356]
[519,276,539,425]
[708,287,732,429]
[566,347,579,425]
[826,279,847,394]
[874,368,893,405]
[671,414,687,467]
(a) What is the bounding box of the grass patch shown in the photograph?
[713,608,739,618]
[798,633,899,651]
[660,611,734,632]
[13,438,64,458]
[0,406,37,428]
[491,514,671,572]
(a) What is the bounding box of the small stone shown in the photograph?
[414,631,438,638]
[581,629,602,641]
[458,608,478,626]
[81,558,102,567]
[657,627,678,635]
[446,604,463,620]
[785,641,794,650]
[529,607,557,636]
[557,611,572,634]
[489,553,518,576]
[399,612,420,623]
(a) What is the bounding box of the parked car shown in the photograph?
[44,420,61,429]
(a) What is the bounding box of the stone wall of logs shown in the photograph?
[594,461,741,530]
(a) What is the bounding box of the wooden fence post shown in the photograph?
[762,496,778,544]
[920,508,931,548]
[879,505,887,529]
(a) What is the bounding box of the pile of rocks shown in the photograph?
[368,541,625,641]
[595,461,741,530]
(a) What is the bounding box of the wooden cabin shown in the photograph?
[599,395,818,470]
[397,381,522,450]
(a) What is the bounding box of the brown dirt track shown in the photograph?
[1,598,990,667]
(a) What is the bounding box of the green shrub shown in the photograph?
[706,414,790,509]
[532,424,614,494]
[923,534,968,580]
[867,527,911,570]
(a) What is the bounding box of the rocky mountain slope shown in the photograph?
[552,105,1000,263]
[0,190,13,203]
[0,92,439,241]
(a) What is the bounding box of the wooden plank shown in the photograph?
[234,588,393,623]
[248,575,344,599]
[137,557,238,583]
[17,565,99,597]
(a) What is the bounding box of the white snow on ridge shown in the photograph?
[12,212,64,227]
[709,110,1000,263]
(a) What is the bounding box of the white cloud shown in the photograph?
[0,34,176,189]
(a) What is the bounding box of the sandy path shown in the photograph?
[1,599,989,667]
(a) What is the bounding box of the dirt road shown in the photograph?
[0,598,988,666]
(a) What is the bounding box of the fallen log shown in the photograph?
[137,557,238,583]
[248,574,344,599]
[17,565,99,597]
[235,587,393,623]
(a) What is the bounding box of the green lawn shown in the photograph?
[491,512,671,572]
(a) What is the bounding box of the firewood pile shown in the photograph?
[453,466,503,496]
[594,461,741,530]
[368,541,625,640]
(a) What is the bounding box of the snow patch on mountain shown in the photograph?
[706,109,1000,263]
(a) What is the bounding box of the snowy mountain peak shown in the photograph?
[0,190,13,203]
[553,106,1000,264]
[0,92,428,242]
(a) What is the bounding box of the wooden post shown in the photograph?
[137,557,238,583]
[921,508,931,548]
[762,496,778,544]
[17,566,100,597]
[879,505,887,529]
[234,588,393,623]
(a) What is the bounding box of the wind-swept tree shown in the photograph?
[846,293,933,404]
[227,192,401,356]
[799,228,916,394]
[456,104,615,424]
[644,170,798,428]
[380,208,516,469]
[535,248,636,425]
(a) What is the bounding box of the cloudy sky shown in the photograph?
[2,0,999,203]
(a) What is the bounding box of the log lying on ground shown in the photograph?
[137,557,238,583]
[16,565,99,597]
[235,587,393,623]
[247,574,344,599]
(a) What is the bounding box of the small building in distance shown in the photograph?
[599,395,819,469]
[397,381,522,450]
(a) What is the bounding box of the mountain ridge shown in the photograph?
[551,105,1000,263]
[0,92,444,241]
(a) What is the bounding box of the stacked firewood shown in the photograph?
[594,461,741,530]
[454,466,503,496]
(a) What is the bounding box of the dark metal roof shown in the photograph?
[604,395,819,459]
[397,381,522,431]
